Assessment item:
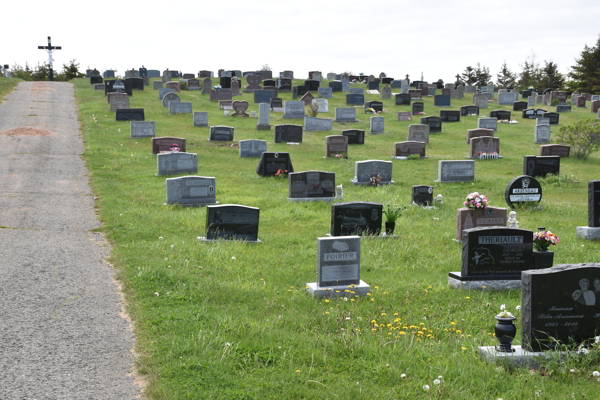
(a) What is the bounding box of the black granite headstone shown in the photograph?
[513,101,528,111]
[523,155,560,177]
[365,101,383,113]
[522,264,600,352]
[395,93,411,106]
[368,80,379,91]
[126,77,144,91]
[504,175,543,208]
[381,77,393,84]
[90,76,103,84]
[139,67,147,77]
[543,112,560,125]
[116,108,144,121]
[412,102,424,115]
[205,204,260,241]
[450,227,533,281]
[489,110,511,120]
[256,152,294,176]
[209,126,234,141]
[275,125,303,143]
[304,80,320,92]
[220,76,232,88]
[331,202,383,236]
[345,93,364,105]
[263,79,276,87]
[589,181,600,227]
[342,129,365,145]
[412,185,433,206]
[276,78,292,91]
[420,116,442,133]
[270,97,283,110]
[440,110,461,123]
[292,85,308,99]
[288,171,335,200]
[460,105,479,116]
[522,108,536,119]
[104,79,133,96]
[328,81,342,92]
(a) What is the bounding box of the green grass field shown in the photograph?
[0,77,20,104]
[74,77,600,399]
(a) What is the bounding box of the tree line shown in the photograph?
[460,36,599,93]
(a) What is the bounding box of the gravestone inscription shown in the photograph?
[288,171,336,201]
[165,176,216,206]
[331,202,383,236]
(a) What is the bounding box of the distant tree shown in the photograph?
[260,64,272,72]
[496,61,517,88]
[518,52,543,89]
[540,61,565,90]
[474,63,492,86]
[461,66,477,85]
[10,62,33,81]
[62,59,85,81]
[31,62,50,81]
[568,35,600,94]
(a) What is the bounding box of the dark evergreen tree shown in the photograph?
[461,66,477,85]
[518,53,543,89]
[568,36,600,94]
[496,61,517,88]
[62,59,85,81]
[474,63,492,86]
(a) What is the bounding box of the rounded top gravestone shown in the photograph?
[504,175,542,208]
[163,92,180,108]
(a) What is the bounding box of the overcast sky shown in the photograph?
[3,0,599,83]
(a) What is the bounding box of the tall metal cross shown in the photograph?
[38,36,61,81]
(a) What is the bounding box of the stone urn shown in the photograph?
[532,250,554,270]
[495,315,517,353]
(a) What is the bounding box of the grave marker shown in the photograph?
[395,141,426,158]
[152,137,186,154]
[256,152,294,176]
[209,126,235,141]
[165,176,217,206]
[201,204,260,242]
[239,139,267,158]
[331,202,383,236]
[130,121,156,138]
[156,152,197,175]
[288,171,336,202]
[437,160,475,182]
[275,125,303,143]
[504,175,543,207]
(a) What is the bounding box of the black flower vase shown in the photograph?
[495,316,517,353]
[385,222,395,235]
[532,250,554,270]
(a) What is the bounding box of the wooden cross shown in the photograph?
[38,36,61,81]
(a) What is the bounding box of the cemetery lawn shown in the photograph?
[0,77,20,104]
[74,78,600,400]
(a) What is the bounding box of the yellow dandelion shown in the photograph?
[384,291,388,294]
[456,330,462,334]
[324,299,330,303]
[296,370,301,373]
[372,328,378,332]
[367,293,372,296]
[393,312,399,316]
[351,299,356,302]
[467,335,472,338]
[375,286,380,289]
[381,312,387,316]
[461,347,467,351]
[428,286,432,289]
[464,296,470,299]
[451,322,456,325]
[355,329,360,332]
[420,322,425,326]
[371,298,376,301]
[399,331,405,335]
[371,319,377,324]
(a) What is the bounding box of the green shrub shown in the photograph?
[556,118,600,159]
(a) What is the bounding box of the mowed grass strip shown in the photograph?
[75,77,600,400]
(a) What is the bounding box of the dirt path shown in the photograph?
[0,81,141,399]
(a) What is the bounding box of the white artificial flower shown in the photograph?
[516,305,521,311]
[500,304,506,310]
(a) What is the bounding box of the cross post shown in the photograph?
[38,36,61,81]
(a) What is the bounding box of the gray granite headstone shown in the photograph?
[165,176,216,206]
[239,139,267,158]
[437,160,475,182]
[194,112,208,127]
[534,125,551,144]
[304,117,333,132]
[163,92,180,108]
[130,121,156,138]
[283,100,305,119]
[318,87,333,98]
[370,116,384,134]
[257,103,270,130]
[477,117,497,132]
[353,160,393,184]
[407,124,429,143]
[335,108,357,122]
[156,152,197,175]
[349,88,364,95]
[312,99,328,113]
[316,236,361,286]
[325,135,348,157]
[169,102,192,114]
[153,81,164,90]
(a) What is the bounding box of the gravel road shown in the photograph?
[0,82,141,399]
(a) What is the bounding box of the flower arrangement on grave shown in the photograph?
[532,230,560,251]
[416,112,424,115]
[168,144,181,152]
[366,108,376,114]
[214,85,222,91]
[496,304,514,319]
[464,192,488,211]
[476,152,499,160]
[335,154,344,159]
[368,174,381,186]
[274,168,287,177]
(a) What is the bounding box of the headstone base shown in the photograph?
[188,87,202,91]
[288,197,334,203]
[196,236,262,243]
[326,233,399,239]
[576,226,600,240]
[334,119,359,123]
[393,156,428,160]
[466,156,504,160]
[306,280,371,299]
[256,124,271,131]
[448,272,521,290]
[165,201,219,207]
[478,346,546,367]
[350,179,396,186]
